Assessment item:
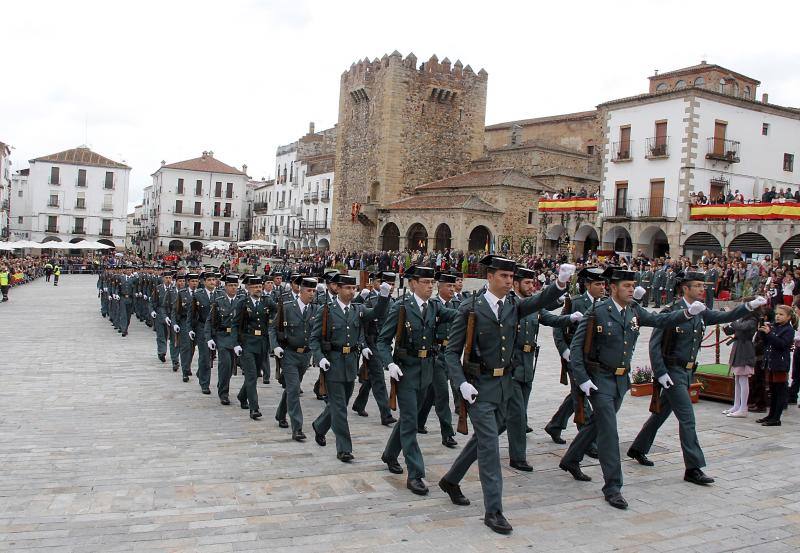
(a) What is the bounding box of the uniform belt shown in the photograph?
[480,364,509,377]
[330,345,356,354]
[436,339,449,347]
[293,346,310,353]
[587,361,629,376]
[665,357,697,370]
[246,330,264,336]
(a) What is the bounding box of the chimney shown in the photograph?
[160,160,165,166]
[762,93,769,103]
[309,121,315,134]
[207,150,214,158]
[201,151,208,158]
[242,164,248,174]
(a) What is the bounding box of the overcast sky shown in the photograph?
[3,0,799,212]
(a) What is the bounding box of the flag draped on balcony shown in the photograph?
[690,202,800,220]
[538,198,599,212]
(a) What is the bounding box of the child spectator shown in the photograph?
[756,304,796,426]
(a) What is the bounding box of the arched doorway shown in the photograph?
[434,223,451,251]
[602,226,632,255]
[317,238,330,250]
[407,223,428,252]
[574,225,600,258]
[189,241,203,252]
[42,236,61,243]
[780,234,800,263]
[97,238,116,249]
[682,232,721,262]
[381,223,400,251]
[639,225,670,258]
[728,232,772,259]
[468,225,491,253]
[168,240,184,252]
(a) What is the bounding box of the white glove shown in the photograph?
[688,301,706,316]
[234,345,243,356]
[658,374,674,389]
[379,282,391,297]
[557,263,576,284]
[570,311,583,323]
[273,346,284,358]
[316,283,326,293]
[561,349,570,361]
[173,324,180,333]
[747,296,767,310]
[151,311,157,319]
[579,380,598,396]
[319,358,330,371]
[388,362,403,381]
[361,347,372,360]
[633,286,646,300]
[143,295,148,300]
[188,330,195,341]
[207,340,216,350]
[459,381,479,404]
[360,288,370,298]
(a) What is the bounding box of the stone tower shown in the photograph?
[330,51,488,250]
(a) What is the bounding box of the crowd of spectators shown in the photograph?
[690,185,800,206]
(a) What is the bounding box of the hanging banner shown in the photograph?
[538,198,598,212]
[690,202,800,220]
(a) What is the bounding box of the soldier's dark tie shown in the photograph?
[497,299,504,321]
[421,301,428,321]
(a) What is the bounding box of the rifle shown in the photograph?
[275,299,286,386]
[650,306,676,414]
[319,300,330,396]
[174,290,183,347]
[559,295,573,386]
[389,285,407,411]
[457,293,480,435]
[574,297,597,426]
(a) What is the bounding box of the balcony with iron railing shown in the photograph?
[46,225,59,233]
[291,204,303,216]
[254,201,268,213]
[75,200,86,209]
[269,225,279,234]
[645,137,669,159]
[706,138,740,163]
[602,197,678,220]
[320,189,331,202]
[300,220,329,231]
[102,205,114,212]
[72,227,86,234]
[611,140,633,162]
[310,191,320,203]
[100,229,113,236]
[277,201,286,209]
[303,192,312,204]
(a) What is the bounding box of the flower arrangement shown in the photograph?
[631,365,653,384]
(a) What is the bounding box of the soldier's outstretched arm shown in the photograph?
[635,302,692,328]
[702,302,750,325]
[539,309,572,328]
[363,294,389,320]
[518,281,567,318]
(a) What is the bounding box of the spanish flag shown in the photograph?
[538,198,598,212]
[690,202,800,220]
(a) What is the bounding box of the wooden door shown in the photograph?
[713,122,727,155]
[619,127,631,158]
[650,180,664,216]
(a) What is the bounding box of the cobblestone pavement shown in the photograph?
[1,275,799,552]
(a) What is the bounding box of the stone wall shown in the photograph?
[331,52,488,251]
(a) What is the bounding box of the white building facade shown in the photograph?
[144,151,249,252]
[9,146,130,247]
[598,64,800,261]
[0,141,11,239]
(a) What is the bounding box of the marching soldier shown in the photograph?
[311,274,390,462]
[193,271,219,395]
[559,269,706,510]
[546,267,605,450]
[150,269,173,363]
[665,263,677,304]
[234,276,276,420]
[173,273,200,383]
[117,265,135,336]
[439,256,574,534]
[351,272,397,426]
[164,272,183,372]
[506,266,577,472]
[312,271,340,400]
[627,271,764,484]
[98,267,110,318]
[417,271,460,446]
[271,277,320,441]
[206,274,242,405]
[705,260,720,309]
[379,266,460,495]
[652,261,666,308]
[639,262,654,308]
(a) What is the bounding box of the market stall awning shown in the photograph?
[537,198,598,212]
[690,202,800,220]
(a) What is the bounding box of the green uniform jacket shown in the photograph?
[205,294,241,347]
[512,308,571,383]
[553,292,597,357]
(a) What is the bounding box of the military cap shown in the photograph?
[368,271,378,280]
[186,272,200,280]
[676,269,705,284]
[263,274,274,282]
[609,269,637,282]
[291,274,305,285]
[436,271,458,283]
[513,266,537,281]
[335,274,357,285]
[246,275,263,285]
[162,270,175,277]
[323,270,339,283]
[479,254,516,272]
[403,266,415,278]
[578,266,609,282]
[213,272,222,279]
[301,277,318,289]
[451,271,464,279]
[410,266,435,279]
[379,271,397,283]
[224,274,239,284]
[174,272,187,280]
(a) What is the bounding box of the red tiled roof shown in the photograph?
[161,154,246,175]
[384,194,502,213]
[32,146,130,169]
[414,169,553,192]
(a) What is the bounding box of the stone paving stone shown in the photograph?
[1,275,799,551]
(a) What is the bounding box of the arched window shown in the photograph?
[732,82,739,97]
[656,82,668,92]
[744,85,751,99]
[694,76,705,87]
[675,80,686,89]
[718,79,725,93]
